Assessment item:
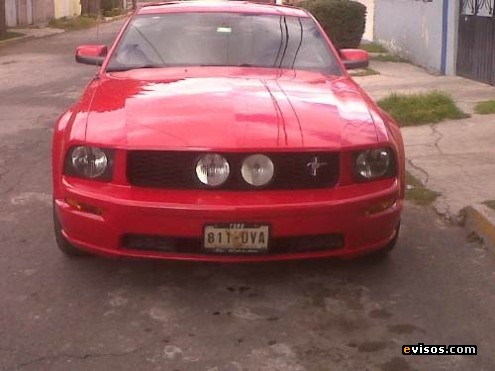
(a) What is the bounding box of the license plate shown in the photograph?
[204,223,269,253]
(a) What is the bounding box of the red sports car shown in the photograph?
[52,1,405,262]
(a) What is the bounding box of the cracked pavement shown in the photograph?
[1,22,495,371]
[356,62,495,220]
[402,117,495,220]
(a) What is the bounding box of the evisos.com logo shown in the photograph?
[402,343,477,356]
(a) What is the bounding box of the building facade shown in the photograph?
[54,0,81,19]
[356,0,374,41]
[375,0,495,85]
[6,0,55,26]
[374,0,456,76]
[6,0,83,27]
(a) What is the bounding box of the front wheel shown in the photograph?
[53,204,89,257]
[367,222,401,260]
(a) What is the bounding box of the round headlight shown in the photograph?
[196,154,230,187]
[355,148,391,179]
[241,154,274,187]
[71,146,108,178]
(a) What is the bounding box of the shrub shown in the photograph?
[300,0,366,49]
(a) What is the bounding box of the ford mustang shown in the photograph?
[52,0,405,262]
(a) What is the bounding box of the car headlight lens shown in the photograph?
[196,154,230,187]
[355,148,393,180]
[66,146,112,180]
[241,154,274,187]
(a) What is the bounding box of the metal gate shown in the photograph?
[457,0,495,85]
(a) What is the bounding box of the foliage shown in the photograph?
[405,172,440,205]
[48,16,98,30]
[103,8,126,17]
[483,200,495,211]
[474,100,495,115]
[359,42,387,53]
[371,54,408,63]
[300,0,366,49]
[377,91,468,127]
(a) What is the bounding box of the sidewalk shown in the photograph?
[355,61,495,249]
[0,13,129,49]
[0,27,65,48]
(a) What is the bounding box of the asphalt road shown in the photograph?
[1,21,495,371]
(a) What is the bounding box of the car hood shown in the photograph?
[81,68,381,150]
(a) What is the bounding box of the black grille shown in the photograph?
[127,151,340,190]
[121,233,344,255]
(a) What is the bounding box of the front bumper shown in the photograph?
[55,177,403,262]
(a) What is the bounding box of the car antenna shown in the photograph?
[94,8,102,74]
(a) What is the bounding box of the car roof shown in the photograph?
[137,1,310,18]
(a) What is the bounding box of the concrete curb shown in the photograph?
[103,13,131,23]
[464,204,495,250]
[0,34,35,48]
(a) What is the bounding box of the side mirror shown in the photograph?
[75,45,108,66]
[340,49,369,70]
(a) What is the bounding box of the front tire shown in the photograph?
[53,204,89,257]
[367,222,400,259]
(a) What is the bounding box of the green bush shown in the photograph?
[300,0,366,49]
[103,8,126,17]
[101,0,121,12]
[377,91,468,126]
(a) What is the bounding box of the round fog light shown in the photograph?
[241,154,274,187]
[195,154,230,187]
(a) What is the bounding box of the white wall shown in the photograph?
[446,1,458,75]
[6,0,17,27]
[54,0,82,19]
[374,0,456,75]
[357,0,374,41]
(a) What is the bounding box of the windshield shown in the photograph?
[106,12,342,75]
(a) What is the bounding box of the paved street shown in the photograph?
[1,22,495,371]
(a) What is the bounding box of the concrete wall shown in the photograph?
[33,0,55,23]
[54,0,81,18]
[6,0,17,27]
[357,0,374,41]
[5,0,54,26]
[375,0,457,75]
